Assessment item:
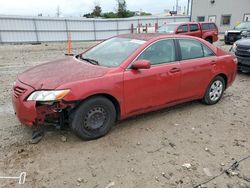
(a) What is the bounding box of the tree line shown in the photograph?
[84,0,152,18]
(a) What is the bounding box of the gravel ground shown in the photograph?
[0,39,249,188]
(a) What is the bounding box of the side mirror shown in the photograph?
[131,59,151,70]
[176,28,183,33]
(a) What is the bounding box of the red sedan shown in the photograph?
[12,34,237,140]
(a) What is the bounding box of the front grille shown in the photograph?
[236,45,250,57]
[13,86,26,98]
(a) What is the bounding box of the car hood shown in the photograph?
[18,57,109,89]
[236,38,250,46]
[227,30,242,33]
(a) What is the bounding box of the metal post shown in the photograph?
[93,20,97,41]
[116,20,119,35]
[0,31,2,44]
[190,0,193,21]
[33,18,39,43]
[155,22,158,32]
[65,19,69,41]
[187,0,190,16]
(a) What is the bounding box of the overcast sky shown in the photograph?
[0,0,188,17]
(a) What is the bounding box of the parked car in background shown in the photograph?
[224,22,250,44]
[12,34,236,140]
[231,37,250,72]
[157,22,219,43]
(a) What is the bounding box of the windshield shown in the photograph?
[235,22,250,30]
[157,24,178,33]
[80,37,146,67]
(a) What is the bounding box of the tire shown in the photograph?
[70,96,116,140]
[202,76,225,105]
[225,41,231,45]
[205,37,213,44]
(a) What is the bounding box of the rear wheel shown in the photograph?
[202,76,225,105]
[70,97,116,140]
[205,37,213,44]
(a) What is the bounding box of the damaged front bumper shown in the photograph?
[12,80,73,127]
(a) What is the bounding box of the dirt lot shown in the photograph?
[0,39,249,188]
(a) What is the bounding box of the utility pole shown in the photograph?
[187,0,190,15]
[56,5,61,17]
[176,0,179,12]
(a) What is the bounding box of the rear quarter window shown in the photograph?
[202,23,217,30]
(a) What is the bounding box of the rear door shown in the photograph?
[189,23,202,38]
[177,38,217,99]
[123,39,181,115]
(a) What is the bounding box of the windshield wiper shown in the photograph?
[80,56,99,65]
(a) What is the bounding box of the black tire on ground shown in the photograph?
[202,76,226,105]
[225,41,231,45]
[205,37,213,44]
[70,96,116,140]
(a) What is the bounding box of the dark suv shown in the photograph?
[231,38,250,72]
[224,22,250,44]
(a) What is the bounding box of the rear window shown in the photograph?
[201,23,217,30]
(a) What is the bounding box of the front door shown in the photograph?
[123,39,181,115]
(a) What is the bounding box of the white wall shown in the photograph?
[0,15,190,43]
[191,0,250,32]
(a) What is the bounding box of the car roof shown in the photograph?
[160,22,216,26]
[117,33,197,41]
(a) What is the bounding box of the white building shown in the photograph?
[191,0,250,32]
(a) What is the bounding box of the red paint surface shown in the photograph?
[12,34,236,126]
[170,22,219,42]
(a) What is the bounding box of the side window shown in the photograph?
[202,23,210,30]
[179,39,203,60]
[203,45,214,57]
[177,25,188,33]
[209,23,216,29]
[181,25,188,32]
[137,40,176,65]
[190,24,199,32]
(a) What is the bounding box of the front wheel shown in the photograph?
[70,97,116,140]
[202,76,225,105]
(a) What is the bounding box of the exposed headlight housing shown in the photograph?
[231,43,237,52]
[27,89,70,102]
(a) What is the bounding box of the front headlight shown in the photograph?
[27,89,70,102]
[224,31,228,36]
[231,43,237,52]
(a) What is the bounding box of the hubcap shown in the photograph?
[84,107,106,130]
[209,80,223,101]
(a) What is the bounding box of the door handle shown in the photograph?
[169,67,181,73]
[210,60,216,65]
